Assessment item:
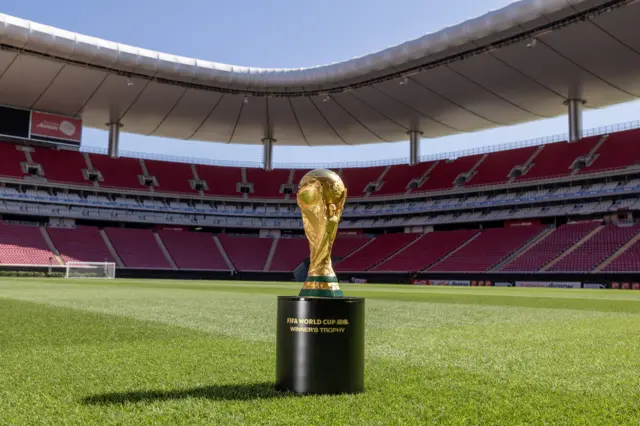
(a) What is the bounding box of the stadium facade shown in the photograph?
[0,1,640,288]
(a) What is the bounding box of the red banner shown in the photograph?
[30,111,82,143]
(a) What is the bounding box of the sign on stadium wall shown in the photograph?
[515,281,581,289]
[0,104,82,147]
[30,111,82,144]
[429,280,470,287]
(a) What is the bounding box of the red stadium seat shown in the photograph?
[47,226,115,264]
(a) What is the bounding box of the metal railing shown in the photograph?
[80,119,640,169]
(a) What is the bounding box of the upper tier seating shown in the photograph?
[0,142,26,178]
[340,167,386,195]
[158,230,228,270]
[374,162,435,196]
[196,165,242,197]
[31,148,90,185]
[417,155,482,191]
[584,129,640,173]
[603,237,640,272]
[336,233,420,272]
[0,223,53,265]
[468,147,537,186]
[374,229,478,272]
[47,226,115,264]
[518,136,600,181]
[246,168,291,198]
[549,224,640,272]
[429,226,545,272]
[144,160,195,194]
[501,222,599,272]
[1,127,639,200]
[268,237,309,271]
[217,234,272,271]
[104,228,170,268]
[89,155,146,190]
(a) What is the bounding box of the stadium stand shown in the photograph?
[104,228,171,268]
[429,225,545,272]
[196,164,242,196]
[47,226,116,264]
[0,223,53,265]
[0,142,27,178]
[144,160,195,194]
[603,236,640,272]
[374,229,479,272]
[332,236,371,259]
[268,237,309,271]
[89,154,146,190]
[31,148,90,185]
[549,224,640,272]
[217,234,273,271]
[417,155,483,191]
[375,162,434,195]
[336,233,420,272]
[518,136,600,181]
[585,129,640,173]
[158,230,228,270]
[246,168,291,198]
[501,222,600,272]
[468,147,537,186]
[340,166,386,195]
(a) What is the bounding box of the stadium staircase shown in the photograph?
[540,225,604,271]
[335,238,375,264]
[153,232,178,270]
[213,235,235,271]
[594,232,640,272]
[99,229,124,267]
[263,238,279,271]
[40,227,64,265]
[490,226,554,271]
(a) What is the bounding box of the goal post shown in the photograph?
[65,261,116,279]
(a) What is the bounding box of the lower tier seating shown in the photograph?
[336,233,420,272]
[501,222,599,272]
[0,223,53,265]
[268,238,309,271]
[549,224,640,272]
[603,237,640,272]
[217,234,273,271]
[158,230,229,270]
[429,226,545,272]
[104,228,171,268]
[48,226,116,264]
[374,229,479,272]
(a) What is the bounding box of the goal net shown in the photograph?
[65,261,116,279]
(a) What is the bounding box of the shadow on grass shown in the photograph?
[83,382,288,405]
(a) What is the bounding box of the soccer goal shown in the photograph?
[65,261,116,279]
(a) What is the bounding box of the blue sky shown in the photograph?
[5,0,640,166]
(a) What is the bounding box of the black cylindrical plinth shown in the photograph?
[275,296,365,394]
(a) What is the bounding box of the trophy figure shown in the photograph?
[297,169,347,297]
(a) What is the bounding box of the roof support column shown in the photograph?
[262,137,275,171]
[107,122,123,159]
[565,99,584,142]
[408,130,422,166]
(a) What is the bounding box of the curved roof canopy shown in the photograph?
[0,0,639,146]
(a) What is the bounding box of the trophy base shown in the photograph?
[298,289,343,297]
[275,296,365,394]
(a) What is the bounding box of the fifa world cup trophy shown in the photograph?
[297,169,347,297]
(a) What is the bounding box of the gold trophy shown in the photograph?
[297,169,347,297]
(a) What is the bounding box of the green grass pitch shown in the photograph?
[1,278,640,424]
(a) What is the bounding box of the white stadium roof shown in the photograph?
[0,0,639,148]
